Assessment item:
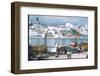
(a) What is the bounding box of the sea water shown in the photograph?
[29,36,88,47]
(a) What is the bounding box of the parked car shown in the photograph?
[28,45,48,60]
[80,43,88,52]
[66,46,80,53]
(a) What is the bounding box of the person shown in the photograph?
[67,52,72,59]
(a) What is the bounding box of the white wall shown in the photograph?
[0,0,99,76]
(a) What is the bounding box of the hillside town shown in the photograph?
[29,19,88,38]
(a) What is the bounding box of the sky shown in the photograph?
[28,15,88,26]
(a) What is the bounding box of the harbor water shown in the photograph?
[29,36,88,47]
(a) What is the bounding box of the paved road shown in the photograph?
[47,52,87,60]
